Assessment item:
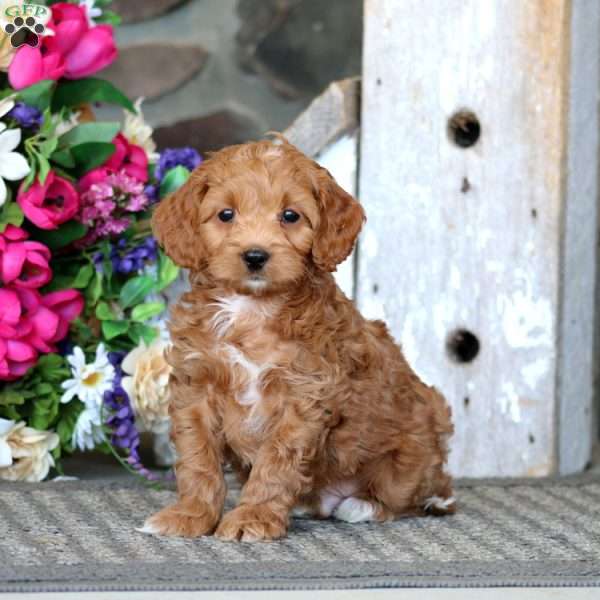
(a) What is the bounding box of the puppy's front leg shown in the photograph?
[142,382,226,537]
[216,415,322,542]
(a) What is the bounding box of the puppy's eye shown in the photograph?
[281,209,300,224]
[218,209,235,223]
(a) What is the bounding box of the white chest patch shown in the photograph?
[225,344,272,406]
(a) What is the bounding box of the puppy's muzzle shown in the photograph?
[242,248,270,272]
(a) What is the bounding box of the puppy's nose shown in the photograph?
[242,248,270,271]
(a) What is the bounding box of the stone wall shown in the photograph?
[100,0,362,154]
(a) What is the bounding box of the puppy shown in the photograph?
[142,138,455,541]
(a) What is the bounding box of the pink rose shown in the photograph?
[80,134,148,191]
[0,226,52,289]
[0,286,83,380]
[18,171,80,230]
[41,289,84,345]
[50,3,117,79]
[8,44,65,90]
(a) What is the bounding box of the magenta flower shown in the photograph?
[0,286,83,381]
[0,226,51,289]
[17,171,80,230]
[8,44,65,91]
[80,134,149,192]
[50,3,117,79]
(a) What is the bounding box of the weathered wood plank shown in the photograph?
[284,79,360,298]
[358,0,599,476]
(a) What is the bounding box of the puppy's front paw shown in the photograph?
[215,505,287,542]
[138,499,219,538]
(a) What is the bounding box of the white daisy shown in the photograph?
[72,405,105,451]
[61,344,115,409]
[0,123,30,206]
[80,0,102,26]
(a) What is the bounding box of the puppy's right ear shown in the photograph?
[151,169,208,270]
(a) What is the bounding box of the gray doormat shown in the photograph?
[1,475,599,592]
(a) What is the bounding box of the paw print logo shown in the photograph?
[4,16,45,49]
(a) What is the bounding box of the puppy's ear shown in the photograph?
[151,169,208,270]
[311,168,365,272]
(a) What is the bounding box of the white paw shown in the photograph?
[423,495,456,512]
[333,497,376,523]
[135,520,160,535]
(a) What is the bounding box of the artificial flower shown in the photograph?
[71,405,104,451]
[0,95,15,118]
[50,2,117,79]
[41,289,85,345]
[80,134,149,190]
[121,339,172,435]
[6,102,43,130]
[17,171,80,230]
[0,286,83,380]
[80,0,103,26]
[0,123,30,206]
[0,225,52,289]
[77,170,150,245]
[0,418,59,482]
[122,99,159,161]
[0,29,15,71]
[61,344,115,408]
[8,44,65,90]
[155,147,202,181]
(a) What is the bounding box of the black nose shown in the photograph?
[242,248,270,271]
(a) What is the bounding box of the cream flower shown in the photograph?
[122,98,159,161]
[0,123,31,206]
[61,344,115,408]
[80,0,102,26]
[0,418,59,482]
[0,31,14,72]
[72,405,105,451]
[122,339,172,434]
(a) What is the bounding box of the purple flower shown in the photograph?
[7,102,43,129]
[144,184,159,203]
[155,147,202,181]
[108,236,158,275]
[103,351,161,481]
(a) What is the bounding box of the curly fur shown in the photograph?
[143,138,455,542]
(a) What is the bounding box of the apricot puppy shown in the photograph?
[141,138,455,542]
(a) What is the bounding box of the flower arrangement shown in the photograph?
[0,0,199,481]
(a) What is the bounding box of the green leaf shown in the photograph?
[0,202,24,233]
[96,301,116,321]
[97,9,121,26]
[85,272,103,305]
[51,148,76,169]
[39,137,58,158]
[119,275,156,309]
[37,153,51,184]
[0,390,25,407]
[128,323,158,346]
[157,251,179,291]
[52,78,135,113]
[33,221,88,250]
[71,142,115,175]
[159,166,190,199]
[18,80,56,111]
[58,122,120,148]
[101,319,130,340]
[131,301,165,322]
[71,263,94,288]
[56,400,84,452]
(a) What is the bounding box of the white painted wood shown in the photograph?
[283,79,360,299]
[358,0,599,476]
[316,132,359,298]
[558,0,600,474]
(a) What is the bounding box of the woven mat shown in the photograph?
[1,475,600,592]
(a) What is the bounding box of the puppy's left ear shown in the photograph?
[312,168,365,272]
